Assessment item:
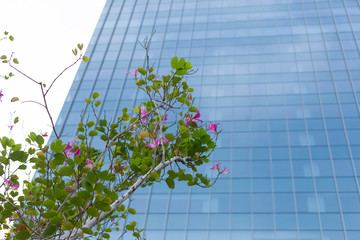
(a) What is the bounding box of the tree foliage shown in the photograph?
[0,32,227,239]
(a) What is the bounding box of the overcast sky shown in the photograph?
[0,0,106,143]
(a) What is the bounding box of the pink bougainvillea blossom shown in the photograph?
[42,133,48,137]
[187,93,192,100]
[64,136,78,157]
[140,105,148,124]
[3,178,19,191]
[207,121,220,135]
[210,162,221,171]
[64,143,73,157]
[126,69,138,77]
[210,162,230,174]
[74,148,80,156]
[0,89,4,102]
[221,167,230,174]
[185,110,203,127]
[85,158,95,170]
[145,137,171,149]
[8,125,14,130]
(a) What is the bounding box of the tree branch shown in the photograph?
[45,55,83,96]
[60,156,191,239]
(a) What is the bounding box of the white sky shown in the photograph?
[0,0,106,143]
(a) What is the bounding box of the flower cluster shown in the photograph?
[3,178,19,191]
[64,136,80,157]
[0,89,3,102]
[126,69,138,78]
[145,137,171,149]
[185,110,203,127]
[210,162,230,174]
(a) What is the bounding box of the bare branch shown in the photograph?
[45,54,83,96]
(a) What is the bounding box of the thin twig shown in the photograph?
[45,54,83,96]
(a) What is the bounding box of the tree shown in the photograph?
[0,32,228,239]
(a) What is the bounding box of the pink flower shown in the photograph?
[187,93,192,100]
[221,167,230,174]
[185,110,203,127]
[132,124,138,133]
[140,105,148,124]
[64,143,73,157]
[64,136,78,157]
[74,148,80,156]
[85,158,95,170]
[0,89,3,102]
[42,133,48,137]
[3,178,19,191]
[145,137,171,149]
[210,162,221,171]
[207,122,220,135]
[70,136,77,144]
[8,125,14,130]
[127,69,138,78]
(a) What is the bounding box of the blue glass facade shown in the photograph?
[54,0,360,239]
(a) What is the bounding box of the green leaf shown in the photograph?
[43,200,55,209]
[164,133,175,142]
[14,116,19,124]
[77,43,84,50]
[82,56,89,62]
[58,166,73,176]
[102,233,111,238]
[35,135,44,146]
[18,164,27,170]
[86,207,99,217]
[176,69,187,76]
[44,225,57,237]
[77,190,91,200]
[61,221,73,231]
[13,58,19,64]
[89,130,98,136]
[82,227,93,235]
[92,92,99,99]
[128,208,136,215]
[94,201,111,212]
[149,172,159,181]
[126,224,135,231]
[166,178,175,189]
[11,143,22,152]
[15,231,30,240]
[171,57,178,69]
[9,35,14,41]
[87,121,95,128]
[86,171,97,184]
[51,140,66,153]
[177,57,185,68]
[185,61,192,70]
[137,67,146,75]
[189,106,198,112]
[0,55,6,60]
[94,101,101,107]
[43,210,57,218]
[0,156,9,165]
[85,98,91,104]
[50,215,63,224]
[9,151,28,162]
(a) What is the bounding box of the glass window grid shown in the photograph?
[49,0,360,239]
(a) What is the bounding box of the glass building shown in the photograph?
[54,0,360,239]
